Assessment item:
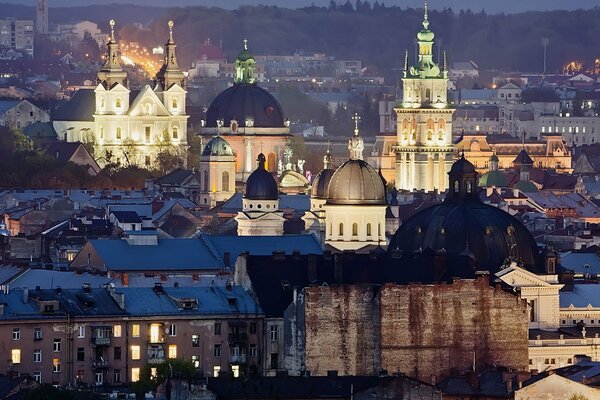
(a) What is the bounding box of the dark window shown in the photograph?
[214,344,221,357]
[113,346,121,360]
[192,334,200,347]
[270,353,279,370]
[77,347,84,362]
[214,323,221,335]
[249,322,257,335]
[114,369,121,383]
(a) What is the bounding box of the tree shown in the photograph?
[568,395,590,400]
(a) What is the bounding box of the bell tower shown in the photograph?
[96,19,127,88]
[394,1,455,193]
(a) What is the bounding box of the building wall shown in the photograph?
[379,279,530,382]
[514,373,600,400]
[304,285,380,376]
[0,101,49,130]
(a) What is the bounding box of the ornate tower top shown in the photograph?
[323,149,333,169]
[348,113,364,160]
[155,20,185,90]
[234,38,256,84]
[97,19,127,88]
[405,1,444,79]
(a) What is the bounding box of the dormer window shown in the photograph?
[145,103,152,115]
[115,98,121,108]
[172,98,177,109]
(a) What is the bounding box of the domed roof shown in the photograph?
[388,156,544,283]
[327,159,386,205]
[245,153,279,200]
[205,83,285,128]
[514,180,539,193]
[388,199,544,282]
[479,170,508,188]
[311,168,335,198]
[201,135,234,157]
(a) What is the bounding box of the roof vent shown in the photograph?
[153,282,164,294]
[82,283,92,293]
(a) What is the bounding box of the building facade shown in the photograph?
[394,5,454,192]
[0,19,34,57]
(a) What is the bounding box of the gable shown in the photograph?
[128,85,170,117]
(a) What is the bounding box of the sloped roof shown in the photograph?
[44,142,86,164]
[0,100,20,114]
[87,238,223,271]
[155,168,197,186]
[51,88,96,121]
[110,210,142,223]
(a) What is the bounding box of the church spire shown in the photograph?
[97,19,128,88]
[348,113,364,160]
[155,20,185,90]
[407,1,441,79]
[234,38,256,84]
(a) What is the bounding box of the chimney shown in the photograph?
[121,273,129,286]
[152,200,165,214]
[82,283,91,293]
[160,273,167,282]
[192,272,199,282]
[22,288,29,304]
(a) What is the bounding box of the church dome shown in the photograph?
[205,83,285,129]
[479,170,508,187]
[245,153,279,200]
[201,135,234,157]
[311,168,335,199]
[327,160,386,205]
[388,156,544,283]
[514,180,539,193]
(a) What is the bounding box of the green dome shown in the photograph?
[514,180,538,193]
[417,29,434,42]
[201,136,234,157]
[479,170,508,188]
[237,49,254,62]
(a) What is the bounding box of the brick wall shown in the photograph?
[304,285,379,376]
[380,278,529,382]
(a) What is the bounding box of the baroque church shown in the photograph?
[52,20,188,169]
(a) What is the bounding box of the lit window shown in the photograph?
[168,344,177,359]
[192,355,200,368]
[213,366,221,377]
[172,98,177,109]
[115,98,121,108]
[11,349,21,364]
[53,358,61,373]
[131,345,140,360]
[131,368,140,382]
[116,127,122,140]
[113,325,122,338]
[132,324,140,337]
[150,368,157,378]
[173,126,178,139]
[150,324,161,343]
[232,365,240,378]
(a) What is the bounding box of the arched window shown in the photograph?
[172,126,178,139]
[203,170,209,191]
[466,180,473,193]
[425,88,431,101]
[366,223,372,237]
[99,126,104,139]
[145,103,152,115]
[222,171,229,192]
[454,180,459,193]
[100,97,105,108]
[172,97,178,109]
[352,223,358,236]
[115,98,121,108]
[339,223,344,236]
[116,127,122,140]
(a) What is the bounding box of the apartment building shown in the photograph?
[0,283,263,387]
[0,19,34,57]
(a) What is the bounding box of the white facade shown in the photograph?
[236,197,285,236]
[198,150,236,208]
[324,204,386,251]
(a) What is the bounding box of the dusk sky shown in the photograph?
[7,0,600,13]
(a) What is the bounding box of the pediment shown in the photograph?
[496,265,559,288]
[129,85,170,117]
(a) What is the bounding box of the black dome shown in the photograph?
[388,199,544,283]
[311,168,335,198]
[245,153,279,200]
[206,83,285,128]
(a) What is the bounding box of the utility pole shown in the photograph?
[541,38,549,74]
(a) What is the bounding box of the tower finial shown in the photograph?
[168,20,174,44]
[404,49,409,71]
[243,38,248,51]
[443,50,447,71]
[423,0,429,30]
[109,19,116,42]
[352,112,361,136]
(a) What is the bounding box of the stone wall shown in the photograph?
[304,285,380,376]
[380,277,529,382]
[302,277,529,382]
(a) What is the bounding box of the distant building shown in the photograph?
[35,0,48,35]
[449,60,479,80]
[0,19,34,57]
[44,142,101,175]
[0,100,49,130]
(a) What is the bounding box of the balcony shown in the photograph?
[92,337,111,346]
[228,333,248,343]
[230,354,247,364]
[92,359,109,369]
[147,356,166,365]
[148,335,165,344]
[147,344,165,365]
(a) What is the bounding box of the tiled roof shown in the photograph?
[51,88,96,121]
